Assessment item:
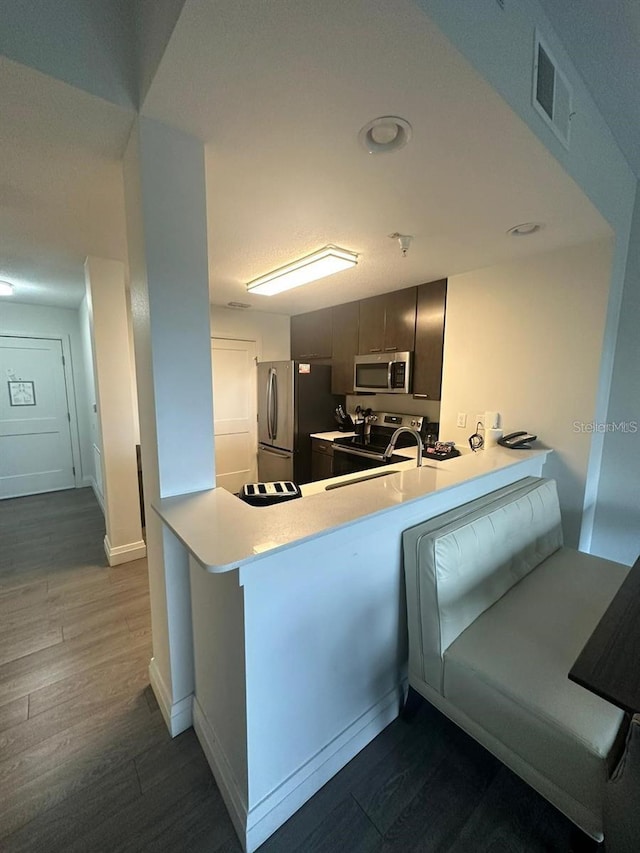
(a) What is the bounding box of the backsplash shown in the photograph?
[345,394,441,423]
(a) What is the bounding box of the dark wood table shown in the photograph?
[569,555,640,714]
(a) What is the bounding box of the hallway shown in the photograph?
[0,488,236,851]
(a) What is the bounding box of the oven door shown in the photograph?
[332,445,389,476]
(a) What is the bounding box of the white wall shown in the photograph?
[419,0,635,231]
[78,295,100,497]
[0,301,93,488]
[590,182,640,564]
[124,116,215,736]
[0,0,137,108]
[84,256,145,565]
[136,0,187,105]
[125,289,141,444]
[418,1,639,560]
[440,239,613,547]
[210,306,290,361]
[80,285,141,509]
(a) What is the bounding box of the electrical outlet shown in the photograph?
[456,412,467,428]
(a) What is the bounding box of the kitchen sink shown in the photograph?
[324,470,401,490]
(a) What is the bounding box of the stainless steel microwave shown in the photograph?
[353,351,412,394]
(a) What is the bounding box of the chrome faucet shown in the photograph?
[383,427,424,467]
[355,406,374,439]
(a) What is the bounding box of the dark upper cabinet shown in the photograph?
[412,279,447,400]
[331,300,360,395]
[384,287,417,353]
[290,282,442,397]
[357,294,386,354]
[358,287,417,354]
[290,307,333,360]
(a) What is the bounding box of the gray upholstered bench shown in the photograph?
[402,476,629,842]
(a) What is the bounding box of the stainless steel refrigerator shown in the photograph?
[257,361,339,484]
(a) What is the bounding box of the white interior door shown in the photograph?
[211,338,257,493]
[0,336,76,499]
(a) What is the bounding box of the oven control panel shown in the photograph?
[379,412,424,432]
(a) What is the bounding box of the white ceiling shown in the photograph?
[143,0,610,315]
[1,0,634,314]
[0,58,134,309]
[537,0,640,178]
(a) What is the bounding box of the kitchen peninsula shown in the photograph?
[155,447,550,852]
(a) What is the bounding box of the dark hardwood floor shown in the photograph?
[0,487,580,852]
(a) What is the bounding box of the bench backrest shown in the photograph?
[402,477,563,693]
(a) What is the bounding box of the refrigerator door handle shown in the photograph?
[266,368,275,440]
[259,445,291,458]
[272,370,278,442]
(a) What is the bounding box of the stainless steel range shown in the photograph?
[332,411,438,476]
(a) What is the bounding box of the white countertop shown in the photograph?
[154,446,550,573]
[310,430,355,441]
[302,446,417,495]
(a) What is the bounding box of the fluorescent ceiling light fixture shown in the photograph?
[247,245,358,296]
[0,281,14,296]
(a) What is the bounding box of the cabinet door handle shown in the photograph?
[384,346,396,351]
[413,393,430,400]
[369,347,382,353]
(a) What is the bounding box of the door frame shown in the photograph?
[0,330,83,490]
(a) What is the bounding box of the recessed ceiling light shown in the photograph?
[0,281,14,296]
[358,116,412,154]
[507,222,543,236]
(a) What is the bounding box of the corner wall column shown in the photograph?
[123,116,215,735]
[84,256,146,565]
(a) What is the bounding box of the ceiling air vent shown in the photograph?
[532,32,572,148]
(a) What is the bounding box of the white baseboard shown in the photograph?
[193,698,249,847]
[148,657,193,737]
[103,534,146,566]
[87,477,105,513]
[194,686,402,853]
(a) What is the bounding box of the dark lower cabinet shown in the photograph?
[311,438,334,481]
[412,279,447,400]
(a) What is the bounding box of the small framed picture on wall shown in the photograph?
[8,380,36,407]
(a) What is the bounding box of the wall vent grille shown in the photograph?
[532,31,572,148]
